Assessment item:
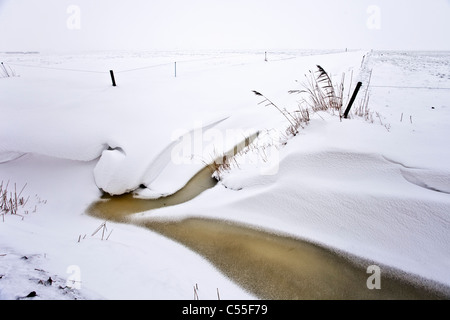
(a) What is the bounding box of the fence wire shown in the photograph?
[370,85,450,90]
[6,62,106,74]
[3,57,450,92]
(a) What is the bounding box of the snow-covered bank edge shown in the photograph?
[131,111,450,295]
[1,50,449,300]
[0,154,256,300]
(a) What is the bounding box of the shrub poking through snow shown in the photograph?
[1,181,29,221]
[252,90,298,131]
[207,153,236,177]
[212,65,346,180]
[289,65,345,116]
[253,65,346,140]
[0,181,44,221]
[213,65,377,180]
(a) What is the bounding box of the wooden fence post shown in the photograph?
[343,81,362,119]
[109,70,116,86]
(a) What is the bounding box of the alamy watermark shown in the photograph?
[367,5,381,30]
[66,5,81,30]
[366,265,381,290]
[170,122,280,176]
[66,265,82,289]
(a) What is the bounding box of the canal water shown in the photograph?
[87,135,449,300]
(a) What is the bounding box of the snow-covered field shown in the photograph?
[1,49,449,300]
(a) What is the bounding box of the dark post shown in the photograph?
[343,81,362,119]
[109,70,116,86]
[174,62,177,77]
[265,51,267,62]
[1,62,9,77]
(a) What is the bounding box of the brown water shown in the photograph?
[89,133,258,221]
[87,138,449,300]
[142,218,448,300]
[88,165,218,222]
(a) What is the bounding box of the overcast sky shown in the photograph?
[0,0,449,52]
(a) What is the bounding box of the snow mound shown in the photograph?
[0,151,26,163]
[147,145,450,288]
[93,117,234,197]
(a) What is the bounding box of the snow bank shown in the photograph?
[0,153,255,300]
[1,50,365,196]
[140,115,450,288]
[134,50,450,290]
[2,49,449,299]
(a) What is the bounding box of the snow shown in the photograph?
[1,49,450,299]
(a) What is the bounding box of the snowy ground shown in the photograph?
[1,49,449,300]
